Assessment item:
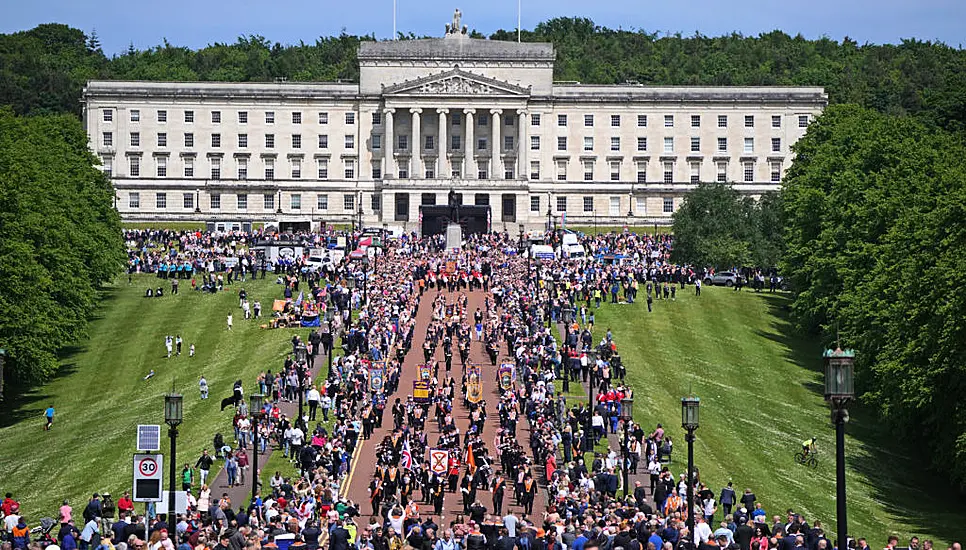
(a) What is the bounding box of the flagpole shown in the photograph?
[393,0,397,40]
[517,0,521,42]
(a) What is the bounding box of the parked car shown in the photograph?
[704,271,744,287]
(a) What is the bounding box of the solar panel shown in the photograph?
[137,425,161,451]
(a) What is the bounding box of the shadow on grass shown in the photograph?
[755,292,966,542]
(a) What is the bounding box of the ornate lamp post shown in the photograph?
[681,396,700,541]
[295,343,307,425]
[163,392,183,546]
[362,256,370,306]
[620,396,634,498]
[584,349,597,453]
[825,347,855,550]
[248,393,265,506]
[560,306,573,393]
[325,308,335,380]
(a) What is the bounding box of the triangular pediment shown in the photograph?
[382,68,530,97]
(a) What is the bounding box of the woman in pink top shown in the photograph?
[59,500,72,524]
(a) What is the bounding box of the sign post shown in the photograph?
[133,453,163,502]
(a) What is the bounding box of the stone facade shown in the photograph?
[82,13,827,231]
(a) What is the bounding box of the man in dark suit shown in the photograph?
[605,468,619,498]
[329,520,351,550]
[720,483,737,517]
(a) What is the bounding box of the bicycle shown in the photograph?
[795,450,818,468]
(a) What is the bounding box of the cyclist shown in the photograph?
[801,436,817,458]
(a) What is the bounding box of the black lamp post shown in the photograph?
[518,223,524,253]
[825,347,855,550]
[561,306,573,393]
[163,392,183,546]
[546,271,553,329]
[584,350,597,453]
[357,201,364,232]
[681,396,700,541]
[295,343,307,426]
[620,396,634,498]
[325,308,335,380]
[362,256,370,307]
[248,393,265,507]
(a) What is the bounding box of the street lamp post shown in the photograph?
[825,347,855,550]
[163,392,183,547]
[681,396,700,541]
[560,306,573,393]
[363,256,370,307]
[295,343,307,426]
[619,396,634,498]
[248,393,265,507]
[325,309,335,380]
[585,350,597,454]
[546,271,554,329]
[0,348,6,401]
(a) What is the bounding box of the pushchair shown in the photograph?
[29,518,58,549]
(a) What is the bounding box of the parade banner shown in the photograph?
[466,364,484,404]
[429,449,449,475]
[369,362,386,393]
[418,363,432,381]
[413,380,431,402]
[498,363,515,391]
[445,261,457,274]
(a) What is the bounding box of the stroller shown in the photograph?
[29,518,58,549]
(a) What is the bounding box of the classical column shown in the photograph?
[384,108,395,178]
[490,109,502,179]
[464,109,475,179]
[517,109,528,179]
[410,108,422,179]
[437,108,448,179]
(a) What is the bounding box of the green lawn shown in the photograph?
[585,287,966,545]
[0,274,312,520]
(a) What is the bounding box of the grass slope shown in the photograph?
[0,275,310,520]
[588,287,966,545]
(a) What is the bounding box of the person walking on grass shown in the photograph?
[227,312,233,331]
[44,404,55,431]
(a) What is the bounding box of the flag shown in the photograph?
[466,442,477,473]
[358,236,373,248]
[401,439,413,469]
[294,291,304,306]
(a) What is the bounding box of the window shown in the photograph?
[238,134,248,148]
[504,135,514,151]
[394,193,409,221]
[691,115,700,127]
[636,196,646,214]
[319,112,328,124]
[372,166,383,180]
[583,136,594,151]
[556,160,567,181]
[130,132,140,147]
[157,110,167,123]
[317,159,328,179]
[265,111,275,124]
[690,137,700,152]
[237,194,247,210]
[373,134,382,150]
[771,161,782,183]
[425,135,435,151]
[102,132,113,147]
[716,162,727,183]
[743,162,754,182]
[209,111,220,123]
[451,135,461,151]
[531,136,540,150]
[609,196,621,216]
[557,137,567,151]
[128,192,139,208]
[663,161,673,184]
[184,133,194,148]
[265,134,275,148]
[505,116,514,126]
[130,110,140,122]
[210,157,221,180]
[238,111,247,124]
[292,112,302,124]
[184,110,194,123]
[293,134,302,149]
[717,137,727,152]
[478,168,488,180]
[743,137,754,153]
[637,137,647,151]
[530,196,541,212]
[183,193,193,210]
[584,114,594,127]
[611,114,621,127]
[451,113,461,126]
[184,158,194,177]
[318,134,328,149]
[583,160,594,181]
[398,135,408,151]
[531,113,541,126]
[530,161,540,180]
[264,158,274,180]
[610,161,620,181]
[663,198,673,213]
[237,158,248,180]
[744,115,755,128]
[398,160,408,179]
[477,114,488,127]
[798,115,809,128]
[637,114,647,127]
[371,194,381,211]
[102,109,112,122]
[477,137,487,151]
[101,156,112,177]
[291,159,301,179]
[663,137,674,153]
[426,167,436,179]
[556,196,567,211]
[636,161,647,183]
[344,159,355,179]
[504,167,514,179]
[153,133,166,148]
[156,192,167,209]
[317,194,329,210]
[664,115,674,127]
[372,112,382,125]
[345,112,355,125]
[771,137,781,152]
[772,115,781,128]
[583,196,594,212]
[557,114,567,126]
[263,193,275,211]
[689,162,700,184]
[718,115,728,128]
[344,194,355,211]
[129,156,140,177]
[610,137,620,151]
[156,156,167,177]
[211,133,221,148]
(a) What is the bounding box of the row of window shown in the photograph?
[105,109,357,126]
[524,195,675,214]
[119,157,356,180]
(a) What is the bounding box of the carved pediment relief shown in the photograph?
[382,68,530,97]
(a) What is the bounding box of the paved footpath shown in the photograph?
[343,288,549,523]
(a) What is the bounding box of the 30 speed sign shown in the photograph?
[138,457,160,477]
[133,453,163,502]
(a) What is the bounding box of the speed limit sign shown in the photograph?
[133,453,163,502]
[138,457,159,477]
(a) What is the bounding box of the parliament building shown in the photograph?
[83,11,827,232]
